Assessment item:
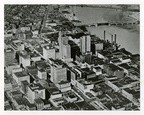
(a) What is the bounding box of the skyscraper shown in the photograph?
[50,60,67,84]
[58,31,70,59]
[62,44,71,59]
[80,35,91,54]
[4,48,15,66]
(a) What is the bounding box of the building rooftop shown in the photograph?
[5,48,14,53]
[119,63,131,70]
[112,51,123,56]
[35,60,50,69]
[81,67,95,75]
[39,69,46,72]
[30,52,40,58]
[119,77,138,85]
[23,97,36,108]
[94,66,102,70]
[75,101,96,110]
[125,88,140,99]
[99,83,113,92]
[42,99,51,105]
[15,97,25,105]
[113,82,123,87]
[99,50,112,57]
[53,59,64,66]
[58,80,70,85]
[78,79,92,85]
[105,75,117,79]
[4,104,12,110]
[34,98,44,104]
[47,87,61,95]
[4,79,11,84]
[14,71,28,77]
[26,66,38,75]
[122,56,130,60]
[29,83,44,91]
[11,90,22,98]
[17,50,30,59]
[21,80,29,86]
[43,44,55,50]
[107,64,123,71]
[111,59,122,63]
[62,103,79,110]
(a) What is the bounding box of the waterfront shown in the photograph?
[74,6,140,54]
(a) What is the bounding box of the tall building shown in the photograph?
[62,44,71,59]
[80,35,91,54]
[50,60,67,84]
[27,83,45,103]
[58,31,70,58]
[4,48,15,66]
[43,45,56,60]
[17,50,31,68]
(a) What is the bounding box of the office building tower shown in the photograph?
[50,60,67,84]
[51,65,67,84]
[80,35,91,54]
[58,31,70,58]
[43,45,56,60]
[27,83,45,103]
[4,48,15,66]
[62,44,71,59]
[17,51,31,68]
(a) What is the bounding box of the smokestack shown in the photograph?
[111,35,113,43]
[104,30,106,40]
[114,34,116,43]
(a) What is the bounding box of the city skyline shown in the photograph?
[4,4,140,111]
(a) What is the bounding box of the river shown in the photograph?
[73,6,140,54]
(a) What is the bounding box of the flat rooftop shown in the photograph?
[29,83,44,91]
[5,48,14,53]
[119,63,131,69]
[47,87,61,95]
[43,45,55,50]
[75,101,96,110]
[81,67,95,75]
[14,71,28,77]
[62,103,79,110]
[107,64,123,71]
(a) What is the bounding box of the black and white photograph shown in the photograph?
[3,3,140,111]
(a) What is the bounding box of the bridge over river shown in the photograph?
[75,20,139,27]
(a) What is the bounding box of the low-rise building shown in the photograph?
[93,66,102,75]
[76,79,94,93]
[4,48,15,66]
[56,81,71,92]
[103,64,124,78]
[63,90,78,103]
[13,71,30,85]
[75,101,96,110]
[62,103,79,110]
[6,63,20,75]
[47,87,62,100]
[4,79,12,91]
